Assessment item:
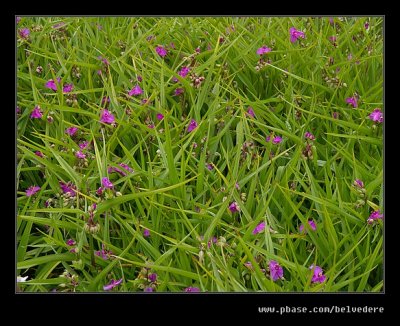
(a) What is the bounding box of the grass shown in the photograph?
[16,16,383,292]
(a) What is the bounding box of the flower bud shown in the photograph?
[199,250,204,264]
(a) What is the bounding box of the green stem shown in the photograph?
[89,233,96,268]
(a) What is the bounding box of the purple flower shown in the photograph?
[354,179,364,188]
[95,245,112,260]
[304,131,315,141]
[179,66,190,78]
[187,119,198,132]
[144,287,154,292]
[206,163,213,170]
[367,210,383,224]
[16,17,21,24]
[332,112,339,119]
[369,108,383,123]
[79,141,89,149]
[98,56,109,66]
[269,260,284,281]
[266,135,271,142]
[252,222,266,235]
[35,151,44,158]
[155,46,167,57]
[108,166,125,176]
[184,287,200,292]
[256,46,272,55]
[96,187,104,196]
[299,219,317,233]
[18,28,30,39]
[102,177,113,189]
[207,236,218,248]
[143,229,150,237]
[156,113,164,121]
[310,265,326,284]
[128,85,143,96]
[244,261,254,270]
[137,75,143,82]
[174,88,184,96]
[100,109,115,124]
[65,126,78,136]
[30,106,43,119]
[148,273,157,283]
[229,201,240,213]
[147,124,155,129]
[103,279,123,291]
[169,42,175,49]
[346,96,358,108]
[59,181,76,196]
[63,83,74,93]
[235,182,240,190]
[272,136,282,145]
[247,107,255,118]
[329,36,337,43]
[75,150,86,159]
[45,78,61,91]
[289,27,305,43]
[66,239,76,246]
[119,163,133,173]
[102,96,110,105]
[364,22,369,30]
[26,185,40,197]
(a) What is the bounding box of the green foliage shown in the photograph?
[17,16,383,292]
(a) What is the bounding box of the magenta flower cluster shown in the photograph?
[155,46,168,57]
[100,109,115,124]
[256,45,271,55]
[187,119,198,132]
[252,222,266,235]
[103,279,123,291]
[369,108,383,123]
[59,181,77,196]
[367,210,383,224]
[26,186,40,197]
[128,85,143,96]
[269,260,284,281]
[346,96,358,108]
[266,135,283,144]
[310,265,326,283]
[289,27,305,43]
[30,106,43,119]
[299,219,317,233]
[229,201,240,213]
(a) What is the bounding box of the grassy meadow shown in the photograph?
[16,16,383,292]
